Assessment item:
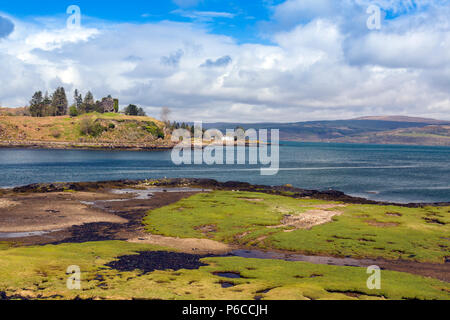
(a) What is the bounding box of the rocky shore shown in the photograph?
[0,140,175,151]
[6,178,450,207]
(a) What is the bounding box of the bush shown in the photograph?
[108,123,116,129]
[69,106,78,117]
[50,128,61,138]
[79,117,105,137]
[143,122,165,139]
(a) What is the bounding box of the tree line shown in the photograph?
[29,87,146,117]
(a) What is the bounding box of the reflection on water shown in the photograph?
[0,230,59,239]
[230,249,379,268]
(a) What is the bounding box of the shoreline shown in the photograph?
[0,140,175,151]
[4,178,450,207]
[0,140,265,151]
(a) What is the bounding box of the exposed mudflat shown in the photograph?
[0,192,127,233]
[0,185,200,245]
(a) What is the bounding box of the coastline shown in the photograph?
[4,178,450,207]
[0,140,264,151]
[0,140,175,151]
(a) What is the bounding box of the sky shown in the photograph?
[0,0,449,122]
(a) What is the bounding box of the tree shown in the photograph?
[113,99,119,113]
[42,91,52,116]
[83,91,95,113]
[29,91,44,117]
[69,105,78,117]
[137,107,146,116]
[124,104,138,116]
[74,89,83,114]
[51,87,68,116]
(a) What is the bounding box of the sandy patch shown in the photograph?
[128,235,232,255]
[0,200,127,232]
[299,204,347,209]
[269,209,344,231]
[0,199,18,209]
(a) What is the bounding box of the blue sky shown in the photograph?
[0,0,432,43]
[0,0,449,122]
[1,0,285,43]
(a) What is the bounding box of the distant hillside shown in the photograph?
[353,116,448,125]
[0,113,173,150]
[203,116,450,146]
[0,107,29,116]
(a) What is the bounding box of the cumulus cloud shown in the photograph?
[0,1,449,122]
[0,16,14,38]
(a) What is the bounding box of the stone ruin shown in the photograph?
[101,97,115,113]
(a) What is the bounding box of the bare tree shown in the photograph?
[160,106,171,123]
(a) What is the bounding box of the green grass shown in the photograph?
[143,191,450,263]
[0,241,447,300]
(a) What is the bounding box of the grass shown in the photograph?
[143,191,450,263]
[0,241,447,300]
[0,113,165,143]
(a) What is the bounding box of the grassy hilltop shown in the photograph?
[0,113,172,149]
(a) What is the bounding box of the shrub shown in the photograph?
[143,122,165,139]
[69,106,78,117]
[79,117,105,137]
[50,128,61,138]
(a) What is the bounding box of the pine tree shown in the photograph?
[83,91,95,113]
[74,89,83,113]
[29,91,44,117]
[51,87,68,116]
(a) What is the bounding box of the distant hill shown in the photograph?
[203,116,450,146]
[0,107,29,116]
[0,113,172,150]
[353,116,448,125]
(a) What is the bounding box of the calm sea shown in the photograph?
[0,142,449,203]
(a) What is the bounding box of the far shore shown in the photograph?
[0,140,174,151]
[0,140,266,151]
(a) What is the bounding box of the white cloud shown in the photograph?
[0,1,449,122]
[172,9,236,20]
